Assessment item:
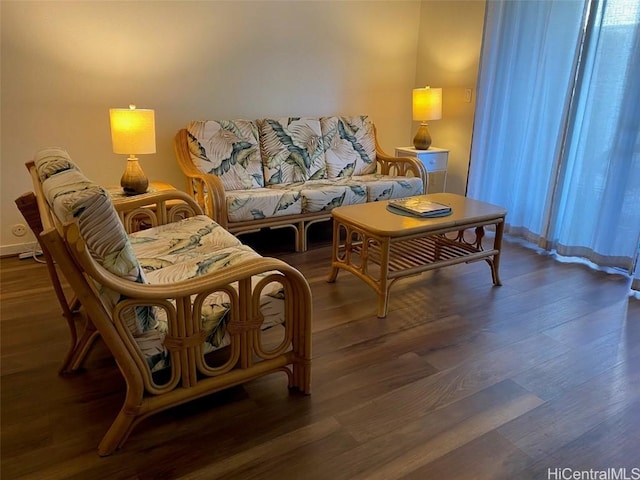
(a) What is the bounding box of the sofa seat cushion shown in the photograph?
[258,117,327,185]
[225,188,302,222]
[347,174,424,202]
[187,120,265,191]
[321,116,377,179]
[278,180,367,213]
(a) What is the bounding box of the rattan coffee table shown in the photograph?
[328,193,507,317]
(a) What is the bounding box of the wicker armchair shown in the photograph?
[26,148,312,455]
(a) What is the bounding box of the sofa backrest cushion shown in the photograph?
[321,116,377,179]
[258,117,327,185]
[186,120,265,191]
[36,148,154,336]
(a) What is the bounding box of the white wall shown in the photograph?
[414,0,486,195]
[0,0,485,255]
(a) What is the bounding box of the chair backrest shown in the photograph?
[34,148,153,336]
[28,152,153,392]
[14,191,78,325]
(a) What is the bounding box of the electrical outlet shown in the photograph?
[464,89,472,103]
[12,224,27,237]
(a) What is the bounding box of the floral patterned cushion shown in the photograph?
[347,174,424,202]
[258,117,327,185]
[35,148,79,181]
[40,168,99,224]
[321,116,377,179]
[129,215,242,264]
[282,180,367,213]
[129,218,286,370]
[225,188,302,223]
[187,120,265,191]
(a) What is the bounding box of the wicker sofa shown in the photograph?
[175,116,428,251]
[27,148,312,455]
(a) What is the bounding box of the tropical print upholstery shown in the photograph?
[35,147,79,180]
[258,117,326,185]
[129,217,286,367]
[70,187,158,342]
[348,174,424,201]
[129,215,243,261]
[225,188,302,222]
[41,168,100,224]
[321,116,377,179]
[281,180,367,213]
[187,120,264,191]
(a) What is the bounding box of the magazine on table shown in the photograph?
[388,195,452,217]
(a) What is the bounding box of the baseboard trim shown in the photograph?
[0,242,39,258]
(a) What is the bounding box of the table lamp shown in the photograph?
[109,105,156,195]
[412,87,442,150]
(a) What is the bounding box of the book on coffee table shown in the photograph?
[388,196,452,217]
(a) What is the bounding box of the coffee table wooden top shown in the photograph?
[331,193,507,237]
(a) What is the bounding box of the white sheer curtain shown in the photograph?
[468,0,640,294]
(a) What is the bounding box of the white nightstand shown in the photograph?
[395,146,449,193]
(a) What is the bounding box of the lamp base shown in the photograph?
[413,123,432,150]
[121,156,148,195]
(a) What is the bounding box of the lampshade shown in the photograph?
[109,105,155,195]
[109,105,156,154]
[412,87,442,121]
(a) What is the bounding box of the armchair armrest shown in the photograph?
[111,190,204,233]
[174,128,228,228]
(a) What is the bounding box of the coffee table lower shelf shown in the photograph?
[355,233,500,279]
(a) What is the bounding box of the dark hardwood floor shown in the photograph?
[2,225,639,479]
